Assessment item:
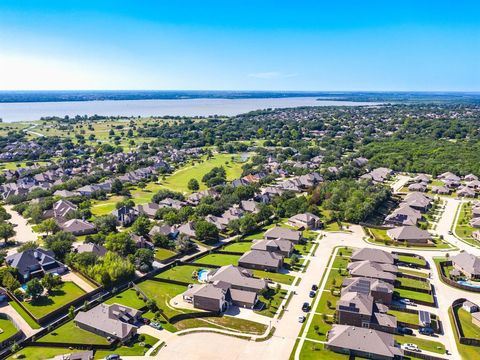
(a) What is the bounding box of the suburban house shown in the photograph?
[61,218,97,236]
[131,234,154,249]
[43,199,78,223]
[264,227,302,243]
[384,205,422,226]
[403,192,432,212]
[287,212,321,229]
[238,250,284,272]
[413,174,430,183]
[74,303,142,342]
[341,277,394,305]
[240,200,260,214]
[457,186,476,198]
[386,225,432,244]
[408,183,426,192]
[451,252,480,279]
[431,185,451,195]
[347,261,397,284]
[462,300,479,313]
[111,206,138,226]
[52,351,94,360]
[251,239,293,257]
[76,243,107,257]
[6,248,67,282]
[207,265,267,293]
[350,248,397,265]
[336,292,397,332]
[465,174,479,182]
[327,325,403,360]
[178,221,196,238]
[149,224,179,239]
[158,197,187,210]
[360,167,393,183]
[134,202,160,218]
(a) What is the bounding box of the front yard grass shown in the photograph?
[251,269,294,285]
[255,289,287,318]
[136,280,187,318]
[37,320,110,345]
[298,341,349,360]
[0,317,19,342]
[7,346,82,360]
[94,334,158,359]
[105,288,147,309]
[294,241,313,256]
[394,288,434,304]
[306,314,332,342]
[22,281,86,319]
[315,291,339,315]
[394,334,445,354]
[455,202,476,242]
[400,268,429,278]
[193,253,241,266]
[220,241,252,253]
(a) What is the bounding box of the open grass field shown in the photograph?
[90,195,124,216]
[220,241,252,253]
[158,153,248,193]
[37,320,110,345]
[22,282,86,319]
[0,317,18,342]
[193,253,241,266]
[394,334,445,354]
[94,334,159,359]
[105,288,147,309]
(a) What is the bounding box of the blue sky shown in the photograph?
[0,1,479,91]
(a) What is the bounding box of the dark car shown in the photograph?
[309,290,316,298]
[398,327,414,335]
[302,302,310,312]
[419,327,434,335]
[311,284,318,291]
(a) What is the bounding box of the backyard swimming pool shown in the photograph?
[198,269,209,282]
[458,280,480,289]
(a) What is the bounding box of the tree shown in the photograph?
[152,233,172,249]
[187,178,200,191]
[68,305,75,319]
[111,178,124,195]
[25,278,44,300]
[131,216,151,237]
[41,273,63,293]
[105,232,135,256]
[175,234,193,253]
[44,231,76,261]
[0,223,15,244]
[37,218,60,236]
[134,248,154,272]
[239,214,258,235]
[2,271,20,291]
[195,220,219,244]
[94,215,118,234]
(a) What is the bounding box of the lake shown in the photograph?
[0,97,378,122]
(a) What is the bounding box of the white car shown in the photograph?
[399,299,411,305]
[401,343,420,352]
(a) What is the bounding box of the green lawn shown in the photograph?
[387,309,419,325]
[155,247,178,261]
[21,282,86,319]
[455,202,476,242]
[7,347,83,360]
[136,280,188,318]
[94,334,159,358]
[324,268,347,290]
[394,334,445,354]
[457,307,480,339]
[368,227,390,241]
[255,289,287,318]
[155,265,201,284]
[298,341,349,360]
[90,195,124,216]
[8,301,40,329]
[315,291,340,315]
[294,242,313,256]
[105,288,147,309]
[221,241,253,253]
[398,255,427,267]
[450,306,480,360]
[397,277,431,291]
[306,314,333,341]
[193,253,241,266]
[251,269,295,285]
[37,320,110,345]
[0,317,19,342]
[158,153,247,193]
[394,288,434,304]
[332,254,350,269]
[400,268,429,278]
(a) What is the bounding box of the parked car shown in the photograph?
[399,299,412,305]
[311,284,318,291]
[398,327,414,335]
[149,322,163,330]
[105,355,120,360]
[298,316,306,323]
[419,327,434,336]
[309,290,316,298]
[302,302,310,312]
[448,230,453,235]
[401,343,420,352]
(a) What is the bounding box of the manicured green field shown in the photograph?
[306,314,333,341]
[455,202,476,243]
[155,265,201,284]
[105,288,147,309]
[7,347,82,360]
[90,195,125,216]
[158,154,247,193]
[193,253,241,266]
[251,269,295,285]
[387,309,419,325]
[397,277,431,291]
[155,247,178,261]
[136,280,187,318]
[315,290,339,315]
[398,255,427,267]
[8,301,40,329]
[22,282,86,318]
[298,341,349,360]
[220,241,253,253]
[400,268,429,278]
[255,289,287,318]
[37,320,110,345]
[294,242,313,256]
[457,307,480,339]
[394,334,445,354]
[0,317,19,341]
